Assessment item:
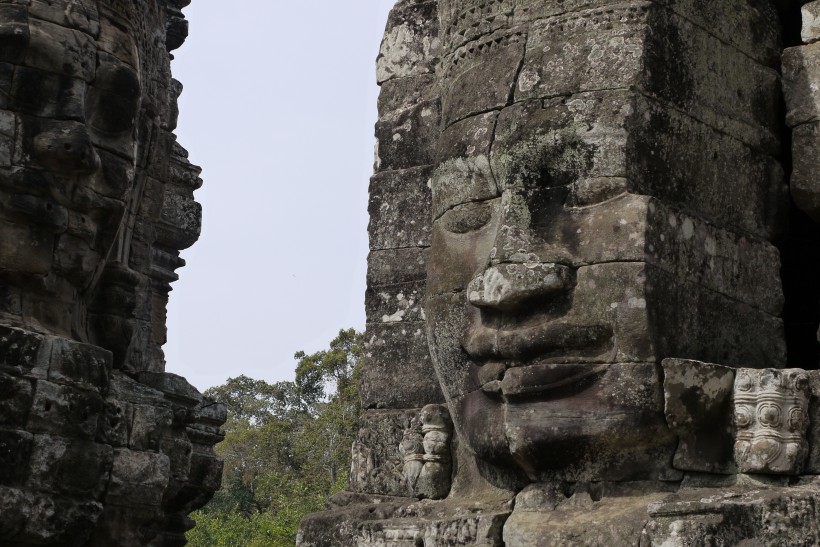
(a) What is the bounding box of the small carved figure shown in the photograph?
[400,404,452,499]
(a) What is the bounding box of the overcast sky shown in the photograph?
[165,2,397,390]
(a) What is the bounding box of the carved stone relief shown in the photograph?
[298,1,820,546]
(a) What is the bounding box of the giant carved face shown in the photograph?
[0,1,146,339]
[424,0,787,481]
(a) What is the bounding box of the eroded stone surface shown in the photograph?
[0,1,224,545]
[300,0,820,545]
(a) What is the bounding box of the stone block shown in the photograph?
[375,99,440,173]
[377,74,438,124]
[1,487,102,547]
[367,247,428,287]
[0,372,33,427]
[376,0,439,84]
[0,218,53,274]
[790,121,820,222]
[627,94,787,240]
[0,325,49,372]
[96,397,130,448]
[440,27,526,127]
[0,5,28,65]
[0,428,32,486]
[804,1,820,44]
[365,280,426,325]
[350,409,419,497]
[129,402,173,451]
[662,359,735,473]
[359,509,510,547]
[187,451,223,493]
[516,4,779,150]
[26,18,96,81]
[29,0,100,36]
[369,167,433,250]
[433,110,499,219]
[108,448,170,506]
[783,43,820,127]
[48,336,112,392]
[27,435,113,498]
[515,4,648,103]
[361,322,443,409]
[27,380,103,440]
[490,90,787,240]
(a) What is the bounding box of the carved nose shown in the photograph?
[467,263,575,311]
[32,123,101,175]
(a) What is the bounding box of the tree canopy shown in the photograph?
[186,328,363,546]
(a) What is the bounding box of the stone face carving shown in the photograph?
[734,368,811,475]
[425,0,785,482]
[298,1,820,546]
[0,1,223,545]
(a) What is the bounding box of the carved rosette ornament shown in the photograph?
[399,404,452,499]
[734,369,811,474]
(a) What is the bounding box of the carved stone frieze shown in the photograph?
[734,368,811,475]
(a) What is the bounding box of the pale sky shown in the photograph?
[166,1,397,390]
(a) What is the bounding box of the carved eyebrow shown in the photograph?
[431,156,500,219]
[433,196,499,223]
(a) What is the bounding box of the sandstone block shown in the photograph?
[108,449,170,506]
[365,280,426,325]
[27,380,103,440]
[804,1,820,44]
[662,359,735,473]
[377,0,439,84]
[440,27,525,127]
[361,322,443,409]
[790,121,820,222]
[27,435,113,498]
[48,337,112,392]
[0,428,32,486]
[0,372,33,427]
[783,43,820,127]
[368,167,433,250]
[367,247,428,287]
[377,74,438,124]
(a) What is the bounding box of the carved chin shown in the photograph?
[458,363,677,481]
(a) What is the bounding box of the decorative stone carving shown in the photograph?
[399,404,452,500]
[734,369,811,475]
[299,1,820,545]
[0,1,224,545]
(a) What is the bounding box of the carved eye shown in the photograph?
[439,201,493,234]
[87,65,141,135]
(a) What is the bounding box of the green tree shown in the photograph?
[187,329,364,546]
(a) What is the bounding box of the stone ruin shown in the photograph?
[0,1,225,546]
[298,0,820,545]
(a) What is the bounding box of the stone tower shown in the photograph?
[0,1,224,545]
[299,1,820,545]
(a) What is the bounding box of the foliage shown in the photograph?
[187,328,363,546]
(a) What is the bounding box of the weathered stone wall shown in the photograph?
[0,1,224,546]
[356,0,445,500]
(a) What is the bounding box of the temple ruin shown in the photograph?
[299,0,820,545]
[0,1,224,545]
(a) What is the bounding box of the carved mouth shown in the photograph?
[464,320,613,362]
[498,362,609,400]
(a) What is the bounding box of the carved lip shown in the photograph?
[463,320,613,362]
[498,362,609,400]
